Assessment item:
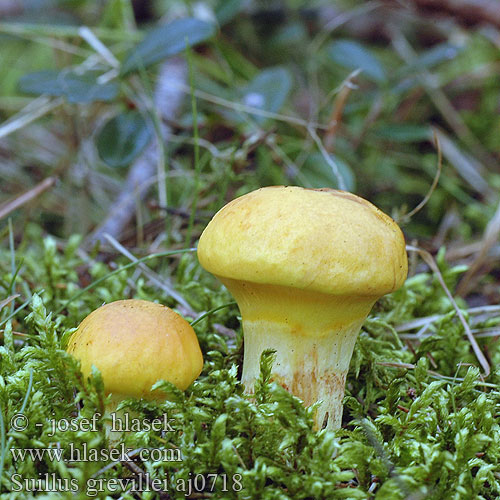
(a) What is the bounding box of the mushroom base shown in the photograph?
[240,318,364,430]
[103,394,135,446]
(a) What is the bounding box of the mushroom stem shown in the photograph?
[103,394,131,446]
[103,397,119,445]
[220,278,376,430]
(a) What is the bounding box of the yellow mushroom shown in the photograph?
[67,299,203,439]
[197,186,407,430]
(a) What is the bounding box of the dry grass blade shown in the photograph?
[406,244,490,377]
[0,176,57,220]
[402,130,442,221]
[166,82,328,131]
[456,196,500,297]
[396,304,500,333]
[311,1,383,52]
[377,361,498,387]
[0,294,20,311]
[102,233,196,317]
[432,127,492,197]
[0,97,64,139]
[307,124,347,190]
[78,26,120,68]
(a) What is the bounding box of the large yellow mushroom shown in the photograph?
[197,186,407,430]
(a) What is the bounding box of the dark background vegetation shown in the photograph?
[0,0,499,499]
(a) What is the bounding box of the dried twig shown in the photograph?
[89,57,187,244]
[324,69,360,151]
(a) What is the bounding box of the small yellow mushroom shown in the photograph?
[67,299,203,439]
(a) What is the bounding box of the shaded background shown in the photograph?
[0,0,499,305]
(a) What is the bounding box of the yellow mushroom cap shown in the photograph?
[198,186,407,297]
[67,299,203,399]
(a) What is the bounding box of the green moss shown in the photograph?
[0,236,499,498]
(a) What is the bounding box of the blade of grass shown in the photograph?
[307,124,347,190]
[190,302,236,327]
[391,29,498,173]
[400,130,442,222]
[184,38,202,248]
[456,195,500,296]
[0,97,64,140]
[0,22,142,43]
[0,294,39,330]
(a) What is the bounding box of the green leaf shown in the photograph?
[373,124,431,143]
[95,111,152,168]
[241,67,292,122]
[299,152,356,191]
[18,70,119,103]
[406,43,462,73]
[216,0,245,24]
[121,17,216,74]
[328,39,386,83]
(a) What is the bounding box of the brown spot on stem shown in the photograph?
[271,370,347,407]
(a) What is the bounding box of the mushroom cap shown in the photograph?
[67,299,203,399]
[198,186,407,297]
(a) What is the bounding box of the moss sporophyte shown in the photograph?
[197,185,408,430]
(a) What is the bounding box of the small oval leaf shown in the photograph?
[300,153,356,191]
[328,39,386,84]
[122,17,216,75]
[96,111,152,168]
[241,67,292,123]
